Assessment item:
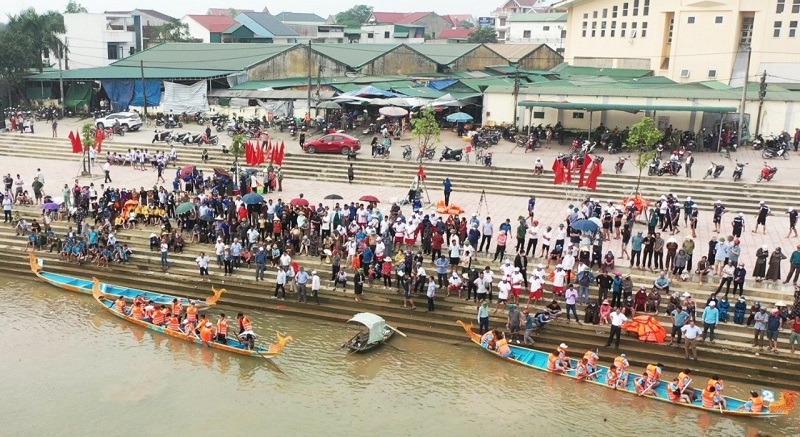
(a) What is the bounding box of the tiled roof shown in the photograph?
[237,12,299,37]
[274,12,325,23]
[371,11,436,25]
[439,28,476,39]
[186,15,237,33]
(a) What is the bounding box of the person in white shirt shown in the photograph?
[500,259,514,277]
[214,238,225,268]
[102,162,112,183]
[552,264,567,296]
[494,276,511,314]
[273,268,287,300]
[483,267,495,301]
[606,307,628,348]
[479,217,494,253]
[194,252,210,281]
[564,285,580,323]
[561,249,576,283]
[527,269,544,308]
[526,221,539,257]
[345,238,357,265]
[392,219,406,250]
[310,270,321,305]
[447,271,462,298]
[540,226,552,258]
[511,267,524,305]
[426,277,437,312]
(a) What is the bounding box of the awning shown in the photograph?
[518,101,736,113]
[27,65,235,81]
[394,31,409,38]
[348,312,386,345]
[209,89,335,100]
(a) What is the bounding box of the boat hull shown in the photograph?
[346,327,394,353]
[456,321,791,418]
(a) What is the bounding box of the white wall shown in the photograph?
[360,25,424,44]
[60,13,137,69]
[180,16,211,43]
[507,21,566,51]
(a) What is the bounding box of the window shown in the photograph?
[791,21,798,37]
[715,16,723,24]
[794,0,800,13]
[680,69,690,78]
[367,32,374,38]
[641,22,648,37]
[644,0,650,16]
[667,18,674,43]
[623,2,629,17]
[573,112,585,119]
[708,70,717,79]
[384,31,390,38]
[582,21,588,37]
[593,11,598,19]
[583,13,589,19]
[688,16,695,24]
[107,43,121,60]
[621,22,627,37]
[592,21,597,37]
[523,30,531,38]
[777,0,785,13]
[612,6,618,18]
[602,8,608,18]
[543,26,550,31]
[775,21,783,37]
[633,0,639,16]
[561,29,567,38]
[533,111,545,119]
[499,18,506,26]
[631,22,638,38]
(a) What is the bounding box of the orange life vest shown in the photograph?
[172,302,183,316]
[707,378,724,392]
[614,356,628,370]
[115,298,127,313]
[702,389,716,408]
[134,296,145,306]
[496,338,511,357]
[584,351,598,365]
[217,319,228,336]
[547,353,560,371]
[200,326,213,342]
[132,306,144,320]
[750,396,763,412]
[241,316,252,332]
[152,309,166,325]
[167,316,180,331]
[678,372,691,391]
[186,306,198,323]
[645,364,661,382]
[668,382,681,401]
[576,363,588,379]
[606,368,619,386]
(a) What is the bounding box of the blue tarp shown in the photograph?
[429,79,458,91]
[342,86,398,97]
[101,80,134,112]
[130,80,162,107]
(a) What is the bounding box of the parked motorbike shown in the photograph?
[581,140,596,155]
[152,130,173,144]
[439,146,464,162]
[201,133,219,146]
[751,134,765,150]
[373,140,391,158]
[418,146,436,161]
[164,118,183,129]
[172,132,192,144]
[362,123,376,136]
[757,163,778,182]
[703,162,725,179]
[402,145,413,161]
[614,157,627,174]
[183,133,203,145]
[731,161,746,181]
[762,142,789,160]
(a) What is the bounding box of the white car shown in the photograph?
[95,112,142,131]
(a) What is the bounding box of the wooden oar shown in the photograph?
[384,343,406,353]
[638,380,658,397]
[680,378,693,395]
[388,325,407,337]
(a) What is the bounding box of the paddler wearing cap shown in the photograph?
[583,350,599,380]
[547,343,571,373]
[200,321,216,347]
[634,363,663,396]
[609,354,629,388]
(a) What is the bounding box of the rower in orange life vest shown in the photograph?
[547,343,571,373]
[143,301,155,322]
[667,378,693,404]
[583,350,599,380]
[237,312,256,350]
[152,304,167,326]
[182,319,198,338]
[171,299,183,320]
[167,313,181,331]
[131,302,145,321]
[677,368,698,403]
[634,363,663,396]
[133,295,145,308]
[495,332,513,358]
[197,314,210,335]
[199,322,215,347]
[114,296,128,315]
[481,330,498,350]
[701,385,725,410]
[186,303,199,325]
[216,314,229,344]
[612,354,630,388]
[738,390,764,412]
[575,358,590,380]
[605,366,620,388]
[705,375,727,409]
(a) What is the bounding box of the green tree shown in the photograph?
[0,27,38,101]
[335,5,373,27]
[624,117,662,191]
[461,21,475,29]
[64,1,88,13]
[6,8,66,73]
[154,19,194,42]
[411,108,441,161]
[81,122,96,175]
[467,26,498,43]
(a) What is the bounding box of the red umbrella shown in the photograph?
[180,165,195,178]
[359,195,379,203]
[290,198,309,207]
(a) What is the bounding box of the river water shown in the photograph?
[0,277,796,436]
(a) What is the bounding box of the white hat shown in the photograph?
[716,200,722,204]
[709,301,716,307]
[205,322,212,327]
[312,270,317,275]
[790,207,795,212]
[504,258,511,264]
[559,343,569,349]
[686,196,691,201]
[537,264,544,269]
[514,267,520,272]
[739,212,743,217]
[259,247,264,251]
[556,264,563,268]
[759,200,765,205]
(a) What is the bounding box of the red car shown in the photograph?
[302,133,361,155]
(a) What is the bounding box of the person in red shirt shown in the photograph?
[790,314,800,354]
[431,231,444,263]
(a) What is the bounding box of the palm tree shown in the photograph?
[7,8,66,72]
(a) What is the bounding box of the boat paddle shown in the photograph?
[385,343,406,353]
[228,333,286,375]
[387,325,407,337]
[679,378,693,395]
[638,380,658,397]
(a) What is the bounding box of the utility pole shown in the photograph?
[512,64,520,130]
[736,46,751,148]
[58,44,65,118]
[307,40,312,121]
[140,60,147,117]
[754,70,767,136]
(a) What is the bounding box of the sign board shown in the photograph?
[478,17,496,28]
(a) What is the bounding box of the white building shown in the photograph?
[507,12,568,53]
[180,14,237,43]
[56,13,142,69]
[557,0,800,85]
[492,0,564,40]
[359,25,425,44]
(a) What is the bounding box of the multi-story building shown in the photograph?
[492,0,564,41]
[558,0,800,85]
[367,12,453,39]
[181,15,237,43]
[275,12,345,43]
[54,13,142,69]
[507,12,568,52]
[358,25,426,44]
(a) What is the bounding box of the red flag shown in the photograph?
[586,162,603,190]
[257,141,265,165]
[417,165,426,181]
[552,159,565,185]
[265,141,273,164]
[276,141,285,166]
[578,154,593,187]
[271,141,278,163]
[75,131,83,153]
[68,131,79,153]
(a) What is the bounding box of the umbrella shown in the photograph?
[370,98,390,106]
[317,101,342,110]
[41,202,61,211]
[124,199,139,209]
[446,112,473,123]
[290,198,309,207]
[621,315,667,343]
[199,215,215,223]
[213,167,230,176]
[588,217,603,228]
[324,194,344,200]
[379,107,408,117]
[175,202,195,215]
[385,97,411,106]
[242,193,264,205]
[359,195,380,203]
[180,165,196,178]
[570,219,600,233]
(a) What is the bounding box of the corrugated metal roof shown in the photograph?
[112,43,298,71]
[274,12,325,23]
[508,13,568,22]
[209,89,334,100]
[311,43,403,69]
[548,63,653,79]
[407,44,481,66]
[231,78,313,90]
[27,65,233,81]
[519,101,736,113]
[484,43,549,62]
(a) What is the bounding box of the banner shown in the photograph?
[551,159,565,185]
[578,154,593,187]
[586,162,603,190]
[161,81,209,114]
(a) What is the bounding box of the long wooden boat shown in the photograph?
[93,281,291,358]
[456,321,797,418]
[30,254,222,308]
[344,313,402,353]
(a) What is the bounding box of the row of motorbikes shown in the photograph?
[151,130,218,146]
[701,160,777,182]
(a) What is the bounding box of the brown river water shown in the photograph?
[0,277,796,436]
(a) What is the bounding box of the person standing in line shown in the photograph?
[442,178,452,206]
[347,164,354,184]
[668,306,688,346]
[681,319,703,360]
[310,270,321,305]
[2,194,12,223]
[196,252,210,282]
[477,301,490,334]
[479,217,493,254]
[753,307,768,349]
[255,247,267,281]
[426,277,436,312]
[102,161,112,183]
[564,284,581,324]
[701,301,719,343]
[160,240,169,271]
[51,119,58,137]
[273,268,287,300]
[605,307,627,348]
[766,308,785,353]
[295,267,309,303]
[784,245,800,285]
[787,208,799,238]
[684,151,694,178]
